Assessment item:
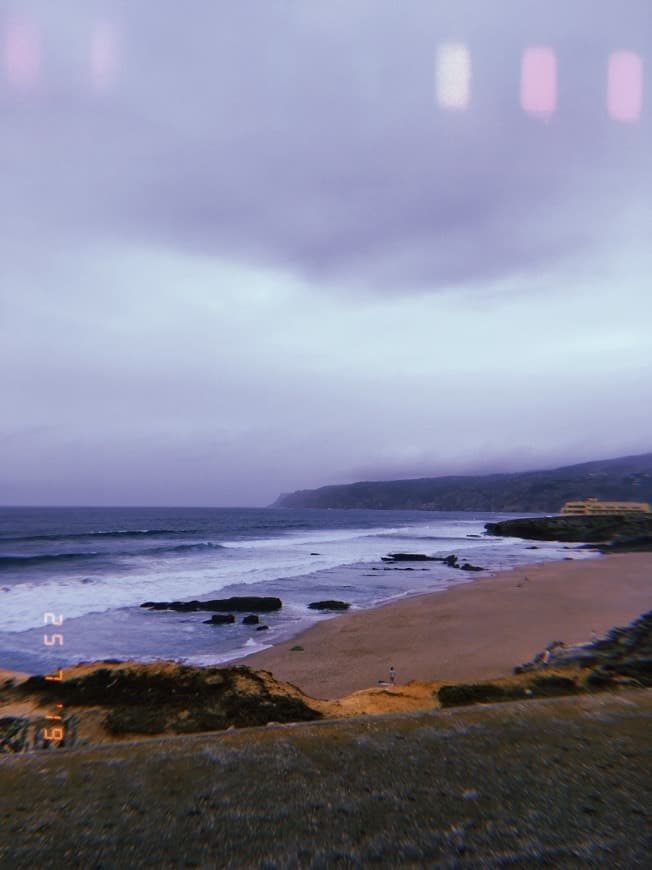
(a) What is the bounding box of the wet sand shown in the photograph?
[237,553,652,698]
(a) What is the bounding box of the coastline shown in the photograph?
[235,552,652,698]
[3,552,650,704]
[1,551,650,753]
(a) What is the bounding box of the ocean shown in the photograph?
[0,507,598,674]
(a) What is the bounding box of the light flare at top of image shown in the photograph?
[608,51,643,122]
[521,46,557,119]
[90,21,119,93]
[5,16,40,90]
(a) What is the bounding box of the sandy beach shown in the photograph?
[237,552,652,698]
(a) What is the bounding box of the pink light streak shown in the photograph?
[521,46,557,119]
[91,21,118,92]
[5,18,40,90]
[608,51,643,122]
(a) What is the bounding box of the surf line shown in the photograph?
[43,612,65,744]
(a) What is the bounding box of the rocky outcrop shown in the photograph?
[242,615,259,625]
[514,611,652,687]
[485,515,652,543]
[141,596,283,613]
[437,610,652,709]
[308,601,351,611]
[203,614,236,625]
[381,553,438,562]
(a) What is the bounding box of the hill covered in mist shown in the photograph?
[273,452,652,512]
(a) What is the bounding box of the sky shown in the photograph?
[1,0,651,506]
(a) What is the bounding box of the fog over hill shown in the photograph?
[274,452,652,512]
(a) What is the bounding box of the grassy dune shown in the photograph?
[1,690,650,867]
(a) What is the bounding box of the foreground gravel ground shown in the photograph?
[1,690,651,868]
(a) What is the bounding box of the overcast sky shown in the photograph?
[1,0,650,506]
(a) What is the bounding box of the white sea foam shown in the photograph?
[183,639,273,666]
[0,512,599,652]
[1,518,495,633]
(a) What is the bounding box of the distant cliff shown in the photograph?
[273,452,652,512]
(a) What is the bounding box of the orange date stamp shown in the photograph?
[42,612,65,744]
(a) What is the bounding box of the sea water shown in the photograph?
[0,506,598,673]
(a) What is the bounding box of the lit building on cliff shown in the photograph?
[560,498,651,516]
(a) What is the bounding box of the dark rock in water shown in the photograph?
[242,614,259,625]
[382,552,469,568]
[526,545,540,549]
[204,614,236,625]
[256,625,269,631]
[308,600,351,611]
[310,552,320,556]
[142,596,282,613]
[381,552,483,571]
[381,553,437,562]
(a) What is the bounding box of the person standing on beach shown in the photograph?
[389,666,396,685]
